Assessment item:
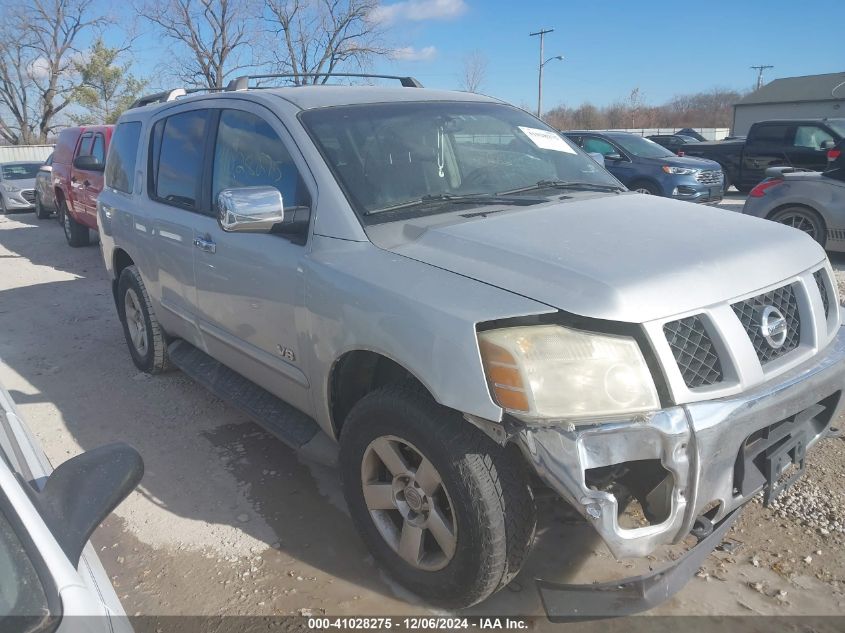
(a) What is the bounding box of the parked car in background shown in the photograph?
[647,134,700,155]
[564,130,724,203]
[0,161,40,214]
[676,127,706,141]
[99,77,844,617]
[682,118,845,192]
[52,124,113,246]
[742,150,845,250]
[34,153,57,219]
[0,378,140,633]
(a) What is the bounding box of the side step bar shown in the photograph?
[167,340,337,466]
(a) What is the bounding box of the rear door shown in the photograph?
[742,123,791,188]
[142,107,212,344]
[191,102,315,413]
[786,124,837,172]
[70,132,93,216]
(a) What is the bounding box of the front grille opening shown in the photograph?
[813,269,831,320]
[663,315,723,388]
[585,459,673,529]
[731,284,800,365]
[732,393,839,499]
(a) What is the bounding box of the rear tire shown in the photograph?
[769,206,826,247]
[35,193,51,219]
[60,199,90,247]
[116,265,172,374]
[339,384,536,609]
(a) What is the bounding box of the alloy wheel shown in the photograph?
[124,288,148,356]
[361,435,457,571]
[776,212,818,241]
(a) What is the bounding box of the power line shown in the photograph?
[750,65,773,90]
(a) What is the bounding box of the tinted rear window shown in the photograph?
[749,124,790,144]
[106,121,142,194]
[151,110,209,209]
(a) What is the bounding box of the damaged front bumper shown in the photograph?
[519,324,845,617]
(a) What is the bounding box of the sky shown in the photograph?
[105,0,845,111]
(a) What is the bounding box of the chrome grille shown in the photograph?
[663,315,723,388]
[695,170,723,186]
[814,270,830,318]
[21,189,35,203]
[731,285,800,364]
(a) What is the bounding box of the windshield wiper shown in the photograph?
[366,193,539,215]
[499,180,625,195]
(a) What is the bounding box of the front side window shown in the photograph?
[90,134,105,165]
[106,121,142,194]
[794,125,835,150]
[151,109,209,209]
[582,137,619,156]
[301,101,617,219]
[212,109,310,209]
[0,507,51,630]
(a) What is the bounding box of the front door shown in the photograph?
[192,104,315,414]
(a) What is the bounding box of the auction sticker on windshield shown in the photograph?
[518,126,576,153]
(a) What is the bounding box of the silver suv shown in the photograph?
[97,75,845,617]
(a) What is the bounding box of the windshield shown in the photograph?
[1,164,40,180]
[826,120,845,139]
[610,135,675,159]
[301,102,619,218]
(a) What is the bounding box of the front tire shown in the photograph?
[117,265,172,373]
[630,180,661,196]
[339,385,535,609]
[769,206,827,247]
[60,199,90,247]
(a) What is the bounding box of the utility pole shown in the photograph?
[751,64,773,90]
[530,28,554,117]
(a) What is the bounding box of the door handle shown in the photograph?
[193,236,216,254]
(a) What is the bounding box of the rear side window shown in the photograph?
[149,109,209,210]
[106,121,142,194]
[749,124,789,144]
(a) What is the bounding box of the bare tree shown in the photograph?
[0,0,107,144]
[137,0,255,89]
[262,0,388,85]
[458,50,487,93]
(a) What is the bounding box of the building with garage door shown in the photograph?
[733,71,845,136]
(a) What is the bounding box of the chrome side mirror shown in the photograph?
[218,186,285,233]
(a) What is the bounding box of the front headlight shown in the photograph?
[478,325,659,420]
[1,183,20,192]
[662,165,698,175]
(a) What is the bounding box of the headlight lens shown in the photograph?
[662,165,698,175]
[478,325,659,420]
[1,183,20,192]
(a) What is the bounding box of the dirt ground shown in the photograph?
[1,205,844,621]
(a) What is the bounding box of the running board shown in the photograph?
[167,340,337,466]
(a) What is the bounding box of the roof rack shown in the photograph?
[225,73,423,91]
[129,87,225,109]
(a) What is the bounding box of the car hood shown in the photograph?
[6,177,36,189]
[367,193,825,323]
[638,154,721,170]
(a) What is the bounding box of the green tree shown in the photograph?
[70,39,147,125]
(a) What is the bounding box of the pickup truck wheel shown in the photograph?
[339,385,535,608]
[117,265,172,373]
[59,200,90,247]
[769,206,826,247]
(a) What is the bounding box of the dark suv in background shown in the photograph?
[564,130,724,203]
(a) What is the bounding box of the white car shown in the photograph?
[0,378,140,633]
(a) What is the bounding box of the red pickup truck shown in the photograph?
[52,125,113,246]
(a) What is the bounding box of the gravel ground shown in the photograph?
[1,204,844,620]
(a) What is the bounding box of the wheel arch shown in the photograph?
[766,203,828,245]
[111,248,136,308]
[328,349,437,439]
